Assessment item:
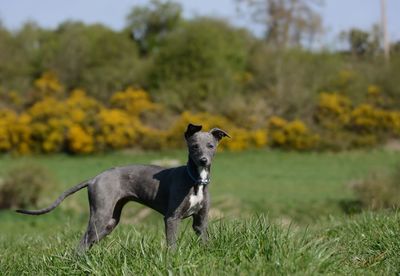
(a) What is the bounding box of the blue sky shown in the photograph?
[0,0,399,49]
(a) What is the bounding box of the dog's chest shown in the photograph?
[186,185,204,215]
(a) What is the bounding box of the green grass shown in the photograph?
[1,213,399,275]
[1,149,400,274]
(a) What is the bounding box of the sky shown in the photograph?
[0,0,399,49]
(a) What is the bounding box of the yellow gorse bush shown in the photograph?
[96,108,138,150]
[367,85,381,97]
[314,89,400,149]
[3,72,400,155]
[350,104,382,132]
[315,92,352,129]
[110,87,159,116]
[0,109,33,154]
[34,72,64,98]
[1,76,147,154]
[67,125,94,154]
[66,89,102,115]
[350,104,400,135]
[268,116,319,150]
[0,109,18,152]
[27,97,69,153]
[0,109,16,151]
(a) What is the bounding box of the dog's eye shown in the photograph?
[192,144,199,150]
[207,144,214,149]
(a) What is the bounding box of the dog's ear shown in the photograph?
[185,123,202,140]
[210,128,231,142]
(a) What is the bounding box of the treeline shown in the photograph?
[1,0,400,153]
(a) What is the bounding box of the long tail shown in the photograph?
[16,180,90,215]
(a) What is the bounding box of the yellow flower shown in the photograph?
[268,116,318,150]
[34,72,64,97]
[96,108,138,149]
[367,85,381,97]
[250,130,268,148]
[110,87,159,116]
[67,125,94,154]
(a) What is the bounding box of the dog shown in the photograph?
[17,123,230,251]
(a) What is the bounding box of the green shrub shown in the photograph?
[0,163,54,209]
[148,18,251,111]
[349,167,400,210]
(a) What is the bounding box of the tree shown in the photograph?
[391,41,400,54]
[341,26,380,57]
[148,18,252,111]
[125,0,182,55]
[0,21,43,93]
[236,0,323,48]
[349,29,371,56]
[35,21,143,100]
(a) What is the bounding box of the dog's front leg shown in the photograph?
[192,208,208,243]
[164,216,179,249]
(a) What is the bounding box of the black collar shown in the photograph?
[186,158,210,186]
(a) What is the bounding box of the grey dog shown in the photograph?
[17,124,230,251]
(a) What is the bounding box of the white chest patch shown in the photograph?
[199,169,208,181]
[188,185,204,214]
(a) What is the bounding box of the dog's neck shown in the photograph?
[187,156,210,186]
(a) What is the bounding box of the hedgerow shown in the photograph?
[1,73,400,154]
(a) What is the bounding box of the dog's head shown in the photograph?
[184,123,230,168]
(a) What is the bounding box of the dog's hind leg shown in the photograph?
[79,217,118,249]
[78,205,122,251]
[77,188,126,252]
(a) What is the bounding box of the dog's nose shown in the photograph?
[199,157,207,166]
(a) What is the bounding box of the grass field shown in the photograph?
[1,149,400,274]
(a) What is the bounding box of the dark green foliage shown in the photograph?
[148,18,251,112]
[246,44,345,119]
[0,163,54,209]
[125,0,182,55]
[0,22,42,93]
[42,22,144,100]
[365,54,400,108]
[0,21,144,101]
[1,1,400,134]
[342,27,380,57]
